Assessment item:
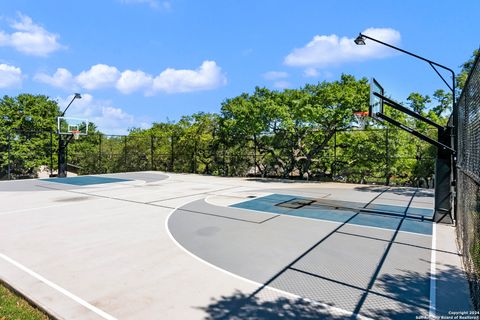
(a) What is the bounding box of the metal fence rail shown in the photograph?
[0,130,55,180]
[1,127,436,188]
[456,52,480,310]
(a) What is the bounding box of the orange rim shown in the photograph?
[353,111,368,116]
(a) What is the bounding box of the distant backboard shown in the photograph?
[369,78,384,120]
[57,117,88,135]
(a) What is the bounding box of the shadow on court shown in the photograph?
[197,290,346,319]
[198,263,470,319]
[353,185,434,198]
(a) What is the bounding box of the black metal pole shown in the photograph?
[60,94,81,117]
[7,132,11,180]
[124,135,127,171]
[223,138,226,176]
[170,135,174,172]
[357,32,458,223]
[359,33,455,103]
[333,129,337,178]
[385,128,390,186]
[253,134,257,176]
[57,134,74,178]
[193,140,197,174]
[50,130,53,176]
[99,134,102,173]
[150,135,154,171]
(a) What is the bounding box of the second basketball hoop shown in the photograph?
[353,111,368,130]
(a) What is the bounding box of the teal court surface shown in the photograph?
[0,172,472,319]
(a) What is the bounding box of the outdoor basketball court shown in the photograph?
[0,172,471,319]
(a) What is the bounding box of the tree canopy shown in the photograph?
[3,45,476,185]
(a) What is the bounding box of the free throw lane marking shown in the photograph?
[0,253,117,320]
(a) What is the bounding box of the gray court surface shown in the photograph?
[0,172,472,319]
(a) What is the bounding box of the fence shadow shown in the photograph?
[196,262,472,319]
[353,185,434,198]
[196,290,346,320]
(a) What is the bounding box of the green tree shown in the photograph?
[456,49,479,91]
[0,94,59,179]
[432,89,452,118]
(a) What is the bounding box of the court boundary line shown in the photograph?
[0,253,117,320]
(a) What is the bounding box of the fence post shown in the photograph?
[193,139,197,174]
[7,132,11,180]
[385,128,390,186]
[150,134,154,171]
[253,135,257,176]
[170,135,174,172]
[99,134,102,173]
[50,130,53,176]
[124,135,127,172]
[333,129,337,178]
[222,139,226,176]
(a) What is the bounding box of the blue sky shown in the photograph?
[0,0,478,134]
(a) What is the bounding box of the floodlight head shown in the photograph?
[74,93,82,99]
[354,34,366,45]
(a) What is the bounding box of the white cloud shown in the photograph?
[76,64,121,90]
[58,93,147,135]
[36,60,227,94]
[263,71,288,80]
[0,64,22,88]
[34,68,75,90]
[0,13,63,57]
[116,70,153,94]
[284,28,401,68]
[152,60,227,93]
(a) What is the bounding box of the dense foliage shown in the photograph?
[0,94,59,178]
[0,72,458,186]
[62,74,445,186]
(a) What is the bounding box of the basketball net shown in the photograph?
[353,111,368,130]
[71,130,81,140]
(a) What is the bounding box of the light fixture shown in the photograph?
[354,34,366,45]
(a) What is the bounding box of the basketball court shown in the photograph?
[0,172,471,319]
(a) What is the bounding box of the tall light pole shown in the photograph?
[354,33,457,223]
[60,93,82,117]
[57,93,82,178]
[354,33,456,104]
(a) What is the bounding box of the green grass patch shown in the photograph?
[0,282,49,320]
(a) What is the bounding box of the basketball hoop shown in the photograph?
[71,130,81,140]
[353,111,369,129]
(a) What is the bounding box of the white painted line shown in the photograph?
[205,195,433,237]
[0,253,117,320]
[429,222,437,318]
[204,193,275,207]
[0,203,74,216]
[165,200,373,320]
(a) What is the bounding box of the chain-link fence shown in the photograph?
[456,53,480,310]
[1,127,436,188]
[0,130,56,180]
